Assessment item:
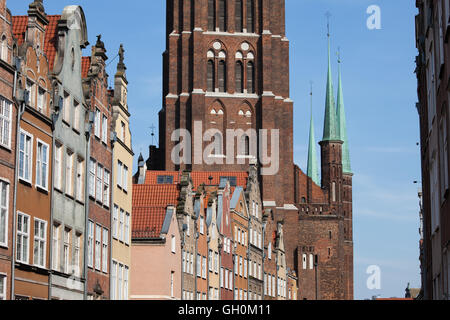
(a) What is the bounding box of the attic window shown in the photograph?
[157,175,174,184]
[220,176,237,187]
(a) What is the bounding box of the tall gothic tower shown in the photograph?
[157,0,295,209]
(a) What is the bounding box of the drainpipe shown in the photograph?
[109,133,116,300]
[11,57,25,300]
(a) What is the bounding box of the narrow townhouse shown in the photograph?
[82,35,112,300]
[230,186,249,301]
[287,269,298,300]
[275,221,287,300]
[46,5,89,300]
[194,190,208,300]
[110,44,133,300]
[11,0,53,300]
[263,209,277,300]
[130,181,180,300]
[217,180,233,300]
[205,189,219,300]
[0,0,15,301]
[246,164,264,300]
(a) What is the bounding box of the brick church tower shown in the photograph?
[149,0,353,300]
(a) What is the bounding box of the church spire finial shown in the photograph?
[336,49,352,173]
[322,13,339,142]
[307,82,320,186]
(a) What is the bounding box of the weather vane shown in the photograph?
[150,124,156,146]
[310,81,313,113]
[325,11,332,37]
[337,46,341,64]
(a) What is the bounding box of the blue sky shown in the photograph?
[9,0,421,300]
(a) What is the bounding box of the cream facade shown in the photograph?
[110,46,133,300]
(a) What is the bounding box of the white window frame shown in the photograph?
[123,165,128,192]
[63,228,71,274]
[94,108,101,138]
[102,114,108,144]
[102,228,108,273]
[224,268,228,289]
[202,256,207,279]
[73,100,80,132]
[52,223,60,271]
[96,163,103,203]
[54,142,63,191]
[196,254,201,277]
[16,212,30,264]
[0,179,9,247]
[103,170,110,207]
[89,158,96,198]
[33,218,47,268]
[65,150,74,197]
[88,220,94,268]
[118,263,123,300]
[95,224,101,271]
[0,273,5,300]
[35,139,49,191]
[124,265,129,300]
[113,205,119,239]
[125,212,130,245]
[119,209,124,242]
[117,161,123,188]
[171,235,176,254]
[26,79,36,108]
[63,92,71,124]
[0,97,12,148]
[200,216,204,234]
[74,233,81,276]
[111,260,117,300]
[37,86,46,113]
[18,129,33,184]
[76,157,84,202]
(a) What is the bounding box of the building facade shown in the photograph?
[83,36,112,300]
[0,0,15,301]
[218,180,233,300]
[415,0,450,300]
[110,45,133,300]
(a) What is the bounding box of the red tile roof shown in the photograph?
[143,171,248,190]
[81,56,91,79]
[13,15,61,71]
[132,207,167,239]
[133,184,179,208]
[43,15,61,71]
[12,16,27,46]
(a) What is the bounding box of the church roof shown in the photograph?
[336,59,352,174]
[322,34,339,142]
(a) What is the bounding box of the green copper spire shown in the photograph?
[322,26,339,141]
[337,53,352,174]
[307,85,320,186]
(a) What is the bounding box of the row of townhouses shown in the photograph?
[0,0,133,300]
[132,164,298,300]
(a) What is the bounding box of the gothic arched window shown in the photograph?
[1,35,7,61]
[235,0,243,32]
[219,0,227,31]
[207,60,215,92]
[235,61,243,93]
[246,0,255,33]
[247,61,255,93]
[208,0,216,31]
[218,60,227,92]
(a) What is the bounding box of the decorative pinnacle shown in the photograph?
[325,11,332,38]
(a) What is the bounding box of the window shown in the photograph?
[26,79,35,108]
[235,0,243,32]
[102,115,108,144]
[95,224,101,270]
[220,267,224,287]
[200,216,204,234]
[157,175,174,184]
[431,156,440,232]
[224,267,228,289]
[207,60,215,92]
[74,233,81,276]
[0,274,5,300]
[172,235,176,254]
[52,224,60,271]
[0,35,7,61]
[63,92,70,124]
[89,159,96,198]
[121,121,126,142]
[94,108,101,138]
[125,212,130,245]
[0,97,12,148]
[214,252,219,273]
[63,228,71,274]
[117,161,123,188]
[118,264,123,300]
[196,254,201,277]
[190,253,194,275]
[268,242,272,260]
[96,164,103,203]
[208,250,213,271]
[229,270,233,290]
[112,261,117,300]
[244,259,247,278]
[76,158,84,202]
[235,255,238,275]
[0,180,9,247]
[123,165,128,192]
[19,130,33,183]
[16,212,30,263]
[247,61,255,93]
[113,205,119,239]
[208,0,216,31]
[218,0,227,31]
[170,271,174,298]
[102,228,108,273]
[239,256,243,276]
[103,170,110,207]
[54,143,63,190]
[88,221,94,268]
[246,0,254,33]
[218,60,227,92]
[302,254,307,269]
[33,219,46,268]
[235,61,243,93]
[202,256,207,279]
[439,116,449,199]
[73,101,80,132]
[65,150,74,196]
[37,87,46,113]
[119,209,124,242]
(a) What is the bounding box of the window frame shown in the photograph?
[18,129,33,184]
[33,218,47,268]
[16,211,30,264]
[102,228,108,273]
[0,96,12,149]
[0,179,9,247]
[35,139,49,191]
